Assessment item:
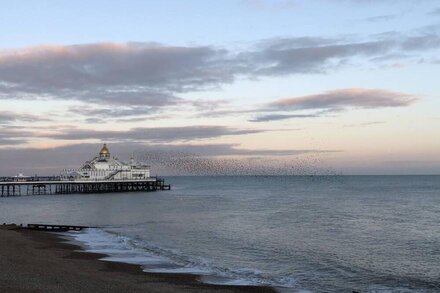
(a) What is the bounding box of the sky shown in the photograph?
[0,0,439,175]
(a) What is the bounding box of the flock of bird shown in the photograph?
[135,150,342,177]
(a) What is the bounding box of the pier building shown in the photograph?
[62,144,150,181]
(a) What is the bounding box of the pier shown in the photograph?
[0,177,170,197]
[0,144,171,197]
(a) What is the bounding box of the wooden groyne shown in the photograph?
[1,223,95,231]
[0,177,170,197]
[26,224,92,231]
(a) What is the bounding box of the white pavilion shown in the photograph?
[63,144,150,181]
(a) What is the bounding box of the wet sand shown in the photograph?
[0,225,275,293]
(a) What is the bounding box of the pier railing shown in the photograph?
[0,176,62,182]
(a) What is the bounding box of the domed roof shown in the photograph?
[99,144,110,155]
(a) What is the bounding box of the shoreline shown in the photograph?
[0,225,276,293]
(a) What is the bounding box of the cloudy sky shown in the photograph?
[0,0,439,175]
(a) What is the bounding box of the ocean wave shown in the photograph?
[68,228,297,289]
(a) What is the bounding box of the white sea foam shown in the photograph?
[67,228,297,289]
[69,228,171,268]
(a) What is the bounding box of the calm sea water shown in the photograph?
[1,176,439,292]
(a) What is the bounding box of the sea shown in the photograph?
[1,176,439,292]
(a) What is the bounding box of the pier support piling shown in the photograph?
[0,177,169,197]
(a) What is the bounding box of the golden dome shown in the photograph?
[99,144,110,155]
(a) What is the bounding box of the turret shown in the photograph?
[99,143,110,158]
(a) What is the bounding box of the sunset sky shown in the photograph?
[0,0,439,175]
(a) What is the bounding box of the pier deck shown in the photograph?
[0,177,170,197]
